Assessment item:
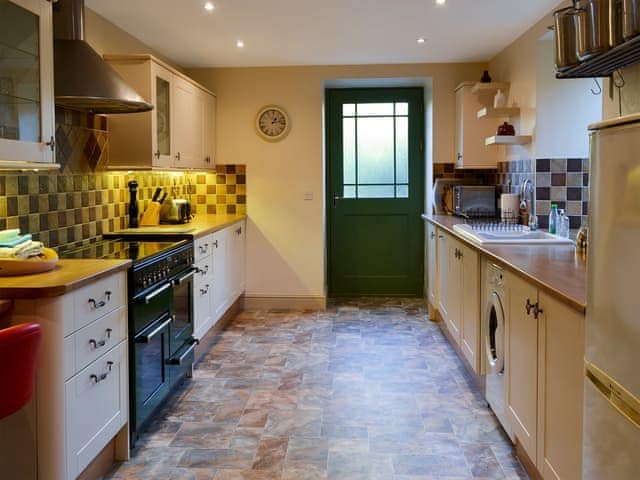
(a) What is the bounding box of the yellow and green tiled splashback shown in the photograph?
[0,108,246,249]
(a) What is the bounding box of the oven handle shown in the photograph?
[173,267,196,286]
[140,282,172,304]
[136,315,174,344]
[167,338,200,365]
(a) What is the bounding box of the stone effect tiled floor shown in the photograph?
[106,298,529,480]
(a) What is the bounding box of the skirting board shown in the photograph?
[243,295,327,310]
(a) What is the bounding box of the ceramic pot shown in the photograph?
[494,89,507,108]
[497,122,516,136]
[480,70,492,83]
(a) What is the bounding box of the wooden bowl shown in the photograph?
[0,248,59,277]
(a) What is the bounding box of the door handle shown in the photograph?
[333,194,343,208]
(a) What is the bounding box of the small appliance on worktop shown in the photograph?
[60,236,197,443]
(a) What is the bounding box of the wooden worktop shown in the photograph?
[112,214,246,239]
[423,214,587,313]
[0,259,131,299]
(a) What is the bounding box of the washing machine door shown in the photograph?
[485,291,505,375]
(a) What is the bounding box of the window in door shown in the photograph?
[342,102,409,199]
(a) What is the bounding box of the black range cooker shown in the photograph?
[60,237,198,443]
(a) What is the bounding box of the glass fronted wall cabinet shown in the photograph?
[0,0,56,166]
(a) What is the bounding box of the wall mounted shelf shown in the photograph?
[471,82,510,95]
[485,135,532,146]
[556,34,640,78]
[477,107,520,119]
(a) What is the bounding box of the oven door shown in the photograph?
[169,268,196,356]
[132,311,172,432]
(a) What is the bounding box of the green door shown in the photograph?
[326,88,425,296]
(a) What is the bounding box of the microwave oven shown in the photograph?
[453,185,497,218]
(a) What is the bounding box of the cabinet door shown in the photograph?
[506,272,539,461]
[201,90,216,169]
[443,236,462,344]
[211,229,229,322]
[460,244,480,372]
[193,256,213,339]
[230,222,246,298]
[437,230,450,322]
[537,292,585,480]
[173,77,203,168]
[455,84,498,169]
[151,62,174,168]
[0,0,54,164]
[426,223,438,308]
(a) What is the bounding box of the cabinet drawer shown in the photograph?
[194,257,213,283]
[194,234,213,263]
[73,307,127,375]
[73,273,126,331]
[65,341,127,479]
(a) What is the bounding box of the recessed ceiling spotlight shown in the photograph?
[236,40,245,48]
[417,37,426,44]
[204,2,215,11]
[436,0,446,5]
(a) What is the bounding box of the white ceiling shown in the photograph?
[85,0,562,68]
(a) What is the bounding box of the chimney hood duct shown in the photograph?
[52,0,153,114]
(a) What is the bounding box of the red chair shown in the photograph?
[0,323,41,419]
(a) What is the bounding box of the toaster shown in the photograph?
[159,198,193,224]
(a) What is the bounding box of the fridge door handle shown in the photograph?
[585,361,640,429]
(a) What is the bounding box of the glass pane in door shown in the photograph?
[156,76,171,156]
[341,102,411,199]
[0,0,41,142]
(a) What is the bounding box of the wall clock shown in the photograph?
[256,105,290,141]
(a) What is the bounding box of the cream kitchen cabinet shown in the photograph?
[426,222,438,310]
[436,229,480,372]
[193,220,246,340]
[505,271,539,463]
[537,292,585,480]
[455,82,499,169]
[0,0,57,167]
[0,271,129,480]
[506,272,585,479]
[104,54,216,170]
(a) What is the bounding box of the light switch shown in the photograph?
[304,192,314,201]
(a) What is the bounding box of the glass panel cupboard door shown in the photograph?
[0,0,54,164]
[151,62,174,168]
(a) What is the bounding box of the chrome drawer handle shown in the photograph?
[213,240,219,248]
[88,291,112,309]
[199,243,209,254]
[143,283,171,304]
[137,315,174,343]
[90,361,114,384]
[196,265,209,276]
[200,284,210,295]
[166,339,199,366]
[89,328,113,349]
[236,227,242,235]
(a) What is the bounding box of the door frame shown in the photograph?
[325,87,426,296]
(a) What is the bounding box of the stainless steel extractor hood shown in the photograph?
[52,0,153,114]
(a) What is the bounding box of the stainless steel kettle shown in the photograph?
[159,198,193,224]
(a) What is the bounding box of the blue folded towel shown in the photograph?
[0,234,32,247]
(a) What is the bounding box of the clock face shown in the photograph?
[256,106,290,141]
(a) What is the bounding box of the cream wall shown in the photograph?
[488,3,565,162]
[187,63,486,303]
[85,8,181,70]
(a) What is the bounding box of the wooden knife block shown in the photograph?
[139,202,161,226]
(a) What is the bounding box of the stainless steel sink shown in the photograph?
[453,223,574,245]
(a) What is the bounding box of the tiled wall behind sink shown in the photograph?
[0,108,247,250]
[535,158,589,229]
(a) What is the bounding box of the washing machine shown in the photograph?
[483,262,509,432]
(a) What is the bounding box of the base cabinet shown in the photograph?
[436,230,480,372]
[537,293,585,480]
[506,271,539,462]
[426,223,438,307]
[193,220,246,340]
[0,271,129,480]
